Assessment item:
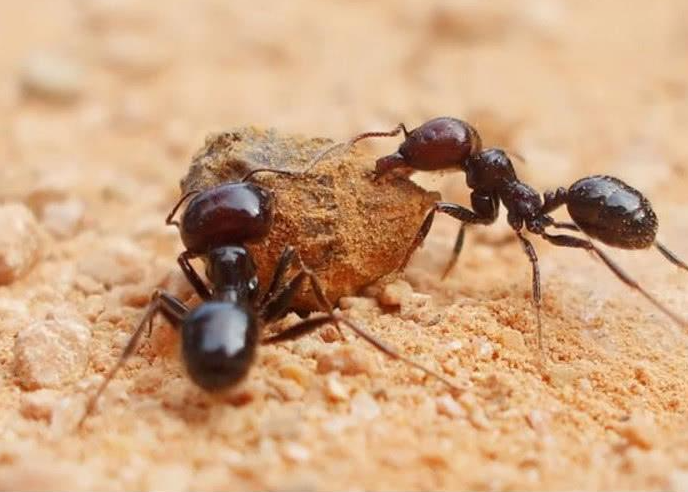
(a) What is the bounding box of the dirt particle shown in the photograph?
[14,318,91,389]
[350,391,380,420]
[20,52,84,102]
[436,394,466,419]
[324,374,350,402]
[616,411,658,450]
[19,389,60,421]
[40,198,85,239]
[316,345,377,377]
[0,203,43,285]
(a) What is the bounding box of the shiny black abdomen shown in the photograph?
[180,182,274,254]
[181,302,259,391]
[567,175,657,249]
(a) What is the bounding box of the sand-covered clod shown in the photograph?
[181,127,440,310]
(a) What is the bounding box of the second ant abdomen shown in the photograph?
[567,175,658,249]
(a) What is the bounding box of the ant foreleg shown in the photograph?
[655,242,688,272]
[78,290,188,428]
[260,245,297,306]
[541,232,688,330]
[515,232,543,351]
[177,251,212,300]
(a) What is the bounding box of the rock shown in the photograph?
[20,52,84,102]
[316,345,377,377]
[14,318,92,389]
[0,203,43,285]
[40,198,85,239]
[20,389,61,420]
[350,391,380,420]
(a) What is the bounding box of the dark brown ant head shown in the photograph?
[465,148,518,191]
[206,246,259,301]
[375,117,482,176]
[181,301,259,391]
[566,175,658,249]
[180,182,275,255]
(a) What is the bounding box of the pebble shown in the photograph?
[101,34,171,77]
[316,345,377,376]
[324,374,349,402]
[20,389,60,421]
[0,203,43,285]
[378,279,414,307]
[281,442,311,463]
[77,238,146,288]
[616,411,657,450]
[436,394,465,419]
[40,198,85,239]
[350,391,381,420]
[14,318,92,389]
[20,52,84,102]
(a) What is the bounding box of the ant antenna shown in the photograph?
[166,190,200,228]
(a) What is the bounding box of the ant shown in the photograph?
[330,116,688,350]
[79,171,462,426]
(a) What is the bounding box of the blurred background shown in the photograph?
[1,1,688,490]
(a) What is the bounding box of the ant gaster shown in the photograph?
[80,173,462,425]
[340,116,688,349]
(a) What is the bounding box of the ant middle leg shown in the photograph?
[79,290,188,427]
[442,191,499,279]
[541,232,688,330]
[654,241,688,272]
[177,251,212,300]
[404,199,497,272]
[515,232,543,351]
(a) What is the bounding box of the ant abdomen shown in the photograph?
[566,175,658,249]
[180,183,275,254]
[181,302,259,391]
[375,117,482,175]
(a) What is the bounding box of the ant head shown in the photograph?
[180,182,274,254]
[206,246,259,300]
[181,301,259,391]
[465,148,517,191]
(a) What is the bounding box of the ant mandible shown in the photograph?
[79,170,461,426]
[335,116,688,350]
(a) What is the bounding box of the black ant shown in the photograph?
[79,171,462,426]
[332,116,688,350]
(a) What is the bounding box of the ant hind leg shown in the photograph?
[655,241,688,272]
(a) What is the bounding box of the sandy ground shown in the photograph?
[1,1,688,490]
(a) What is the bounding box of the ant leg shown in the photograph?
[260,245,297,305]
[262,313,464,393]
[165,190,200,228]
[542,232,688,330]
[78,290,188,428]
[404,201,496,272]
[442,191,499,279]
[655,242,688,272]
[515,232,543,351]
[177,251,211,300]
[551,221,581,232]
[260,270,308,323]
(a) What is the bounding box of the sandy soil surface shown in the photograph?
[1,1,688,490]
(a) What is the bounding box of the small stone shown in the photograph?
[278,363,310,387]
[378,279,414,307]
[616,411,657,450]
[436,394,465,419]
[316,345,377,377]
[14,318,92,389]
[498,328,526,353]
[350,391,380,420]
[77,238,146,288]
[20,52,84,102]
[282,442,311,463]
[101,34,171,77]
[20,389,60,420]
[40,198,85,239]
[324,374,349,401]
[0,203,43,285]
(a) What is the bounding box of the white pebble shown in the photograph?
[41,199,85,239]
[350,391,380,420]
[14,318,92,389]
[20,52,84,101]
[0,203,43,284]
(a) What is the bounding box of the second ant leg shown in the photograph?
[515,232,543,351]
[655,241,688,272]
[79,290,188,427]
[177,251,212,300]
[542,232,688,330]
